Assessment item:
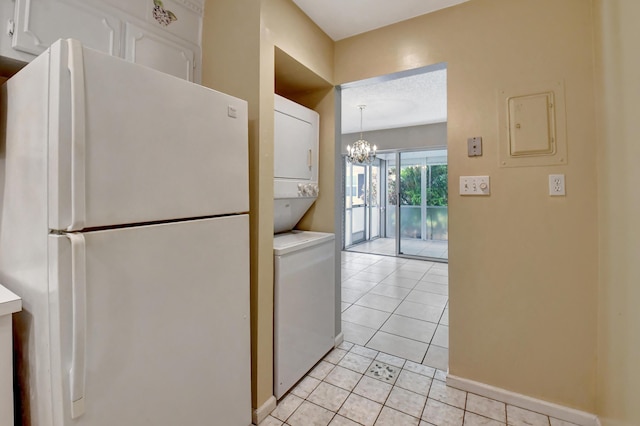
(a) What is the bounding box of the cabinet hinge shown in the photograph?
[7,19,15,37]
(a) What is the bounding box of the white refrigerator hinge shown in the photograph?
[7,19,14,37]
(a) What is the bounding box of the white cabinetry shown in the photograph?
[12,0,121,57]
[125,23,197,82]
[1,0,203,82]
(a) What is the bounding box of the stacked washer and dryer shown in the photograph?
[273,95,336,400]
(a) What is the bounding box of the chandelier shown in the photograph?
[346,105,377,164]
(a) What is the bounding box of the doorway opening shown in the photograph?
[337,63,450,375]
[339,63,448,262]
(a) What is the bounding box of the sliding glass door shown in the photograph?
[345,163,366,245]
[344,160,382,248]
[368,162,381,240]
[397,150,448,260]
[344,149,448,262]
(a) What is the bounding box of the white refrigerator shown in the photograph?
[0,39,251,425]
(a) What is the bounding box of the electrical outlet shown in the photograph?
[460,176,490,195]
[549,174,565,196]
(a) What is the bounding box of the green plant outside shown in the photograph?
[387,164,448,240]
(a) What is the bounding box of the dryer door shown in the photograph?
[274,95,319,182]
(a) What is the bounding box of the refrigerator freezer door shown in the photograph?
[46,39,248,230]
[47,216,251,425]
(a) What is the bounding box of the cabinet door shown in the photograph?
[12,0,121,57]
[124,23,197,82]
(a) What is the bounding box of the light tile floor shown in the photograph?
[259,251,580,426]
[340,251,449,370]
[260,341,579,426]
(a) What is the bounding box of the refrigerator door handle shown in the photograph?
[66,39,87,232]
[67,232,87,418]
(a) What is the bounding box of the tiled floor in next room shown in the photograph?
[340,251,449,370]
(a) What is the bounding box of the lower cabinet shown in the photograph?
[0,286,21,426]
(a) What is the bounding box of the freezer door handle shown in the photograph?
[66,39,87,232]
[67,233,87,418]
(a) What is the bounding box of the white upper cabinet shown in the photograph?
[12,0,122,57]
[124,23,197,82]
[145,0,202,44]
[101,0,203,45]
[2,0,203,82]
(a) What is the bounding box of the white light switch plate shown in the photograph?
[460,176,490,195]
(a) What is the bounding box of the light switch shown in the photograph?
[460,176,490,195]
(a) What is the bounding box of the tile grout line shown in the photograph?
[277,340,567,426]
[342,251,449,385]
[343,259,448,369]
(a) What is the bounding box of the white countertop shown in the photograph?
[0,285,21,317]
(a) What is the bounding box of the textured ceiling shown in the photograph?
[341,65,447,134]
[291,0,469,41]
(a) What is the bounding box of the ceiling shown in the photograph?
[291,0,469,41]
[341,65,447,134]
[289,0,461,134]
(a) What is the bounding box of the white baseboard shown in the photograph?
[446,374,600,426]
[252,395,277,425]
[334,332,344,348]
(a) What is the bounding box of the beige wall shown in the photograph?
[336,0,598,411]
[262,0,333,84]
[595,1,640,425]
[202,0,334,412]
[201,0,268,409]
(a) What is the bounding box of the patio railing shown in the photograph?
[386,206,448,241]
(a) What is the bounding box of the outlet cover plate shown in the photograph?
[460,176,490,195]
[549,174,566,196]
[467,137,482,157]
